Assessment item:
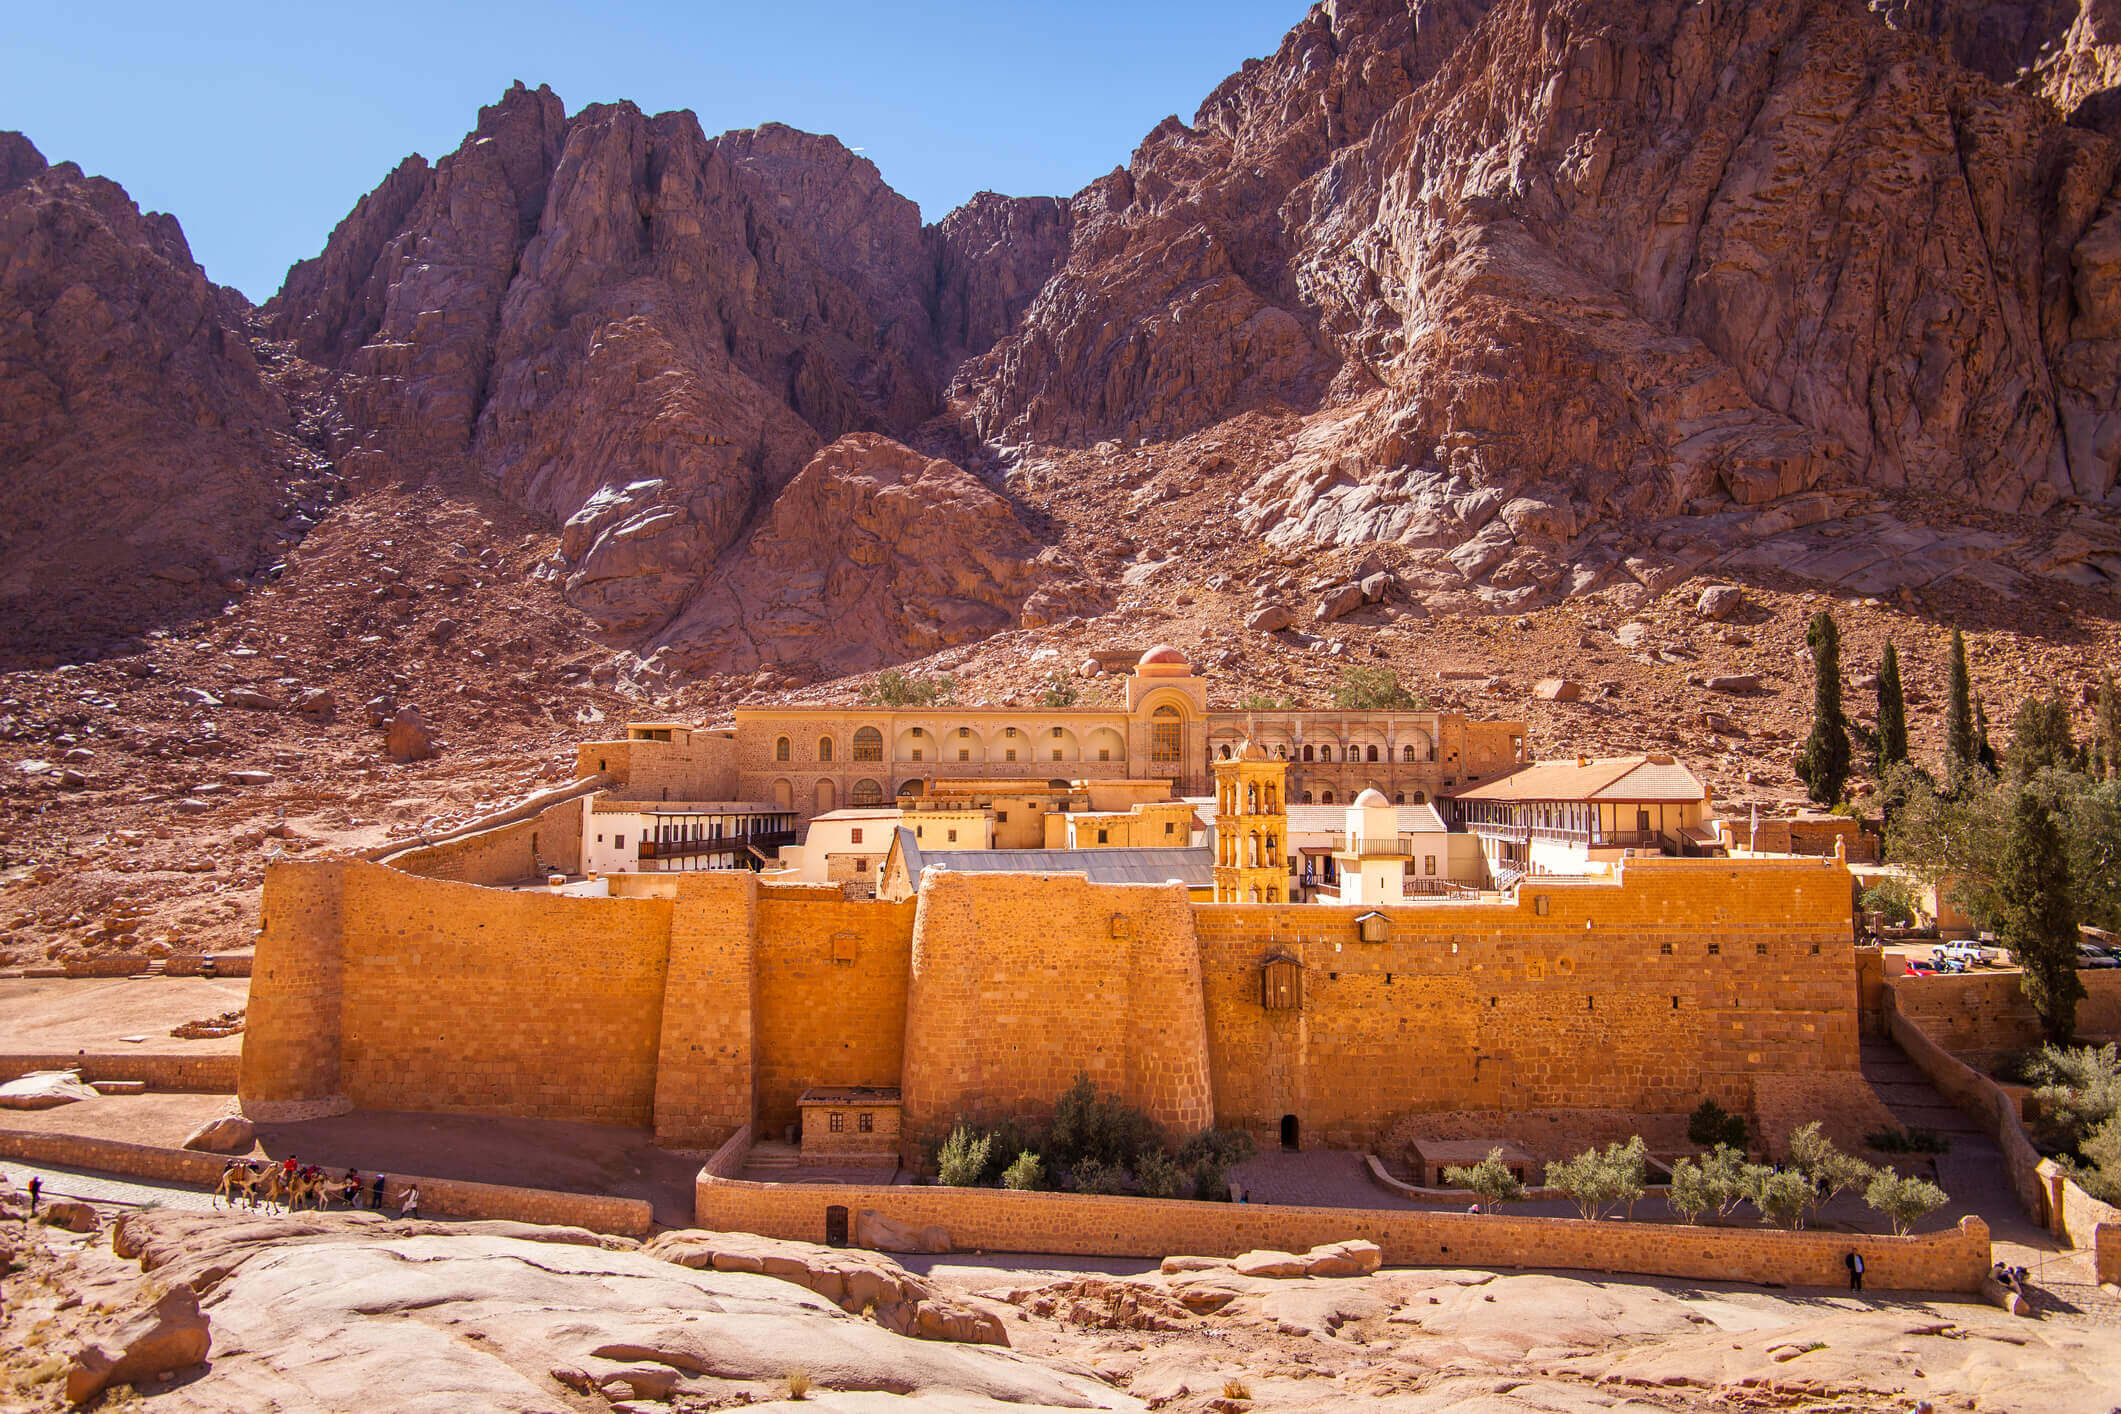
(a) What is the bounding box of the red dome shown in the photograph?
[1137,644,1189,667]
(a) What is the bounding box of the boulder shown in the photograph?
[1359,571,1393,602]
[0,1068,101,1109]
[1303,1240,1383,1277]
[224,687,278,710]
[1531,678,1582,702]
[1159,1254,1233,1274]
[294,688,335,718]
[1695,584,1746,620]
[1314,584,1366,622]
[386,706,435,762]
[181,1115,256,1155]
[176,688,221,708]
[1233,1249,1309,1278]
[64,1285,211,1405]
[1245,604,1293,633]
[45,1200,99,1232]
[225,770,274,787]
[1706,674,1763,694]
[855,1209,951,1254]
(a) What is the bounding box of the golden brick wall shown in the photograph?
[242,861,352,1119]
[754,891,917,1139]
[1883,968,2121,1064]
[576,734,739,801]
[385,795,585,886]
[651,872,761,1148]
[694,1168,1989,1292]
[1194,857,1859,1148]
[334,862,675,1124]
[800,1103,902,1159]
[898,873,1214,1152]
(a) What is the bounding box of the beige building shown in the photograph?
[1317,789,1413,906]
[582,798,797,876]
[1455,755,1717,885]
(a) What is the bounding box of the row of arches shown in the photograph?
[1217,830,1281,868]
[771,722,1133,767]
[1215,779,1280,815]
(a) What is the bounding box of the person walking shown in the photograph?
[371,1173,387,1211]
[1844,1250,1864,1292]
[399,1186,419,1221]
[27,1175,41,1215]
[342,1169,361,1209]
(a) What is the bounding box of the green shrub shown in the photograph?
[1688,1099,1749,1151]
[1189,1156,1233,1202]
[1068,1158,1128,1195]
[1176,1128,1255,1169]
[1786,1121,1873,1204]
[1744,1164,1816,1229]
[1865,1168,1949,1235]
[936,1123,993,1187]
[1545,1136,1648,1220]
[1669,1143,1752,1222]
[2026,1042,2121,1154]
[1666,1155,1713,1225]
[1442,1147,1525,1209]
[1048,1072,1160,1172]
[870,669,956,708]
[1000,1150,1044,1191]
[1136,1149,1187,1199]
[1040,673,1080,709]
[1331,665,1423,711]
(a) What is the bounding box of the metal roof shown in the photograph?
[891,827,1213,888]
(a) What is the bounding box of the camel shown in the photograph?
[213,1160,262,1210]
[287,1168,329,1212]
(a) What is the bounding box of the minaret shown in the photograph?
[1212,740,1290,903]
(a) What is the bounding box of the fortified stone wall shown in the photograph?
[576,734,739,802]
[383,794,585,886]
[1194,857,1857,1149]
[898,872,1214,1152]
[1882,968,2121,1064]
[753,888,916,1140]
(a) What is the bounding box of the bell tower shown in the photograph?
[1212,741,1289,903]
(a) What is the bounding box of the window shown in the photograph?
[996,810,1008,823]
[1301,792,1312,804]
[1403,745,1416,762]
[1052,750,1063,761]
[616,834,626,849]
[1302,745,1314,762]
[1097,828,1109,843]
[853,727,882,762]
[1755,943,1768,956]
[1322,791,1335,804]
[819,737,833,762]
[1150,705,1182,763]
[947,829,958,843]
[1004,727,1017,738]
[1367,745,1379,762]
[915,826,923,839]
[855,859,868,873]
[958,726,971,738]
[1165,821,1175,835]
[1425,855,1437,875]
[911,748,923,761]
[829,1111,845,1133]
[858,1112,874,1133]
[851,779,883,806]
[1707,943,1721,956]
[1005,748,1017,762]
[775,736,790,762]
[1098,749,1111,762]
[1051,727,1063,738]
[958,749,970,762]
[850,828,864,845]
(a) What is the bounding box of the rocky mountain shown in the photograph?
[0,135,317,665]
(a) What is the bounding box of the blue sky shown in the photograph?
[8,0,1308,302]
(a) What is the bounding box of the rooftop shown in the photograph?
[892,827,1214,889]
[797,1086,901,1106]
[1454,755,1706,804]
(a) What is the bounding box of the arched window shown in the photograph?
[850,778,884,806]
[818,737,833,762]
[1322,790,1335,804]
[1367,745,1379,763]
[1150,705,1182,764]
[1246,784,1259,812]
[772,779,793,808]
[1302,745,1314,762]
[1301,792,1313,804]
[1412,791,1426,804]
[1394,792,1405,805]
[816,780,836,812]
[852,727,883,762]
[775,736,791,762]
[1266,886,1280,903]
[1220,744,1232,759]
[1402,744,1417,762]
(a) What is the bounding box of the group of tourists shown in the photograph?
[213,1154,417,1218]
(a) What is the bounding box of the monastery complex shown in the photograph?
[239,648,1878,1171]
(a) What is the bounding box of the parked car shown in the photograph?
[1933,942,1998,968]
[1904,959,1938,976]
[2078,946,2121,970]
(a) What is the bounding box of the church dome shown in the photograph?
[1138,644,1189,668]
[1353,787,1392,808]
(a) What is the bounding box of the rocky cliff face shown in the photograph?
[0,134,308,664]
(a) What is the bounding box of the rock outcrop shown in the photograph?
[0,133,305,664]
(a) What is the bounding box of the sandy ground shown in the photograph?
[0,975,249,1054]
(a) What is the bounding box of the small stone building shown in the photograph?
[797,1086,901,1166]
[1406,1138,1539,1189]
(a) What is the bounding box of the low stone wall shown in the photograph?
[56,953,253,979]
[695,1171,1989,1292]
[701,1125,752,1181]
[0,1129,652,1237]
[2037,1159,2121,1284]
[0,1053,240,1092]
[1885,996,2048,1223]
[1880,968,2121,1066]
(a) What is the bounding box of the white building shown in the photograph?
[581,799,798,876]
[1316,789,1410,905]
[1453,754,1717,887]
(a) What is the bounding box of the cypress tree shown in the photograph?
[1975,694,1998,776]
[1798,610,1851,807]
[1944,628,1976,790]
[2096,672,2119,780]
[1997,787,2084,1044]
[1876,642,1908,771]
